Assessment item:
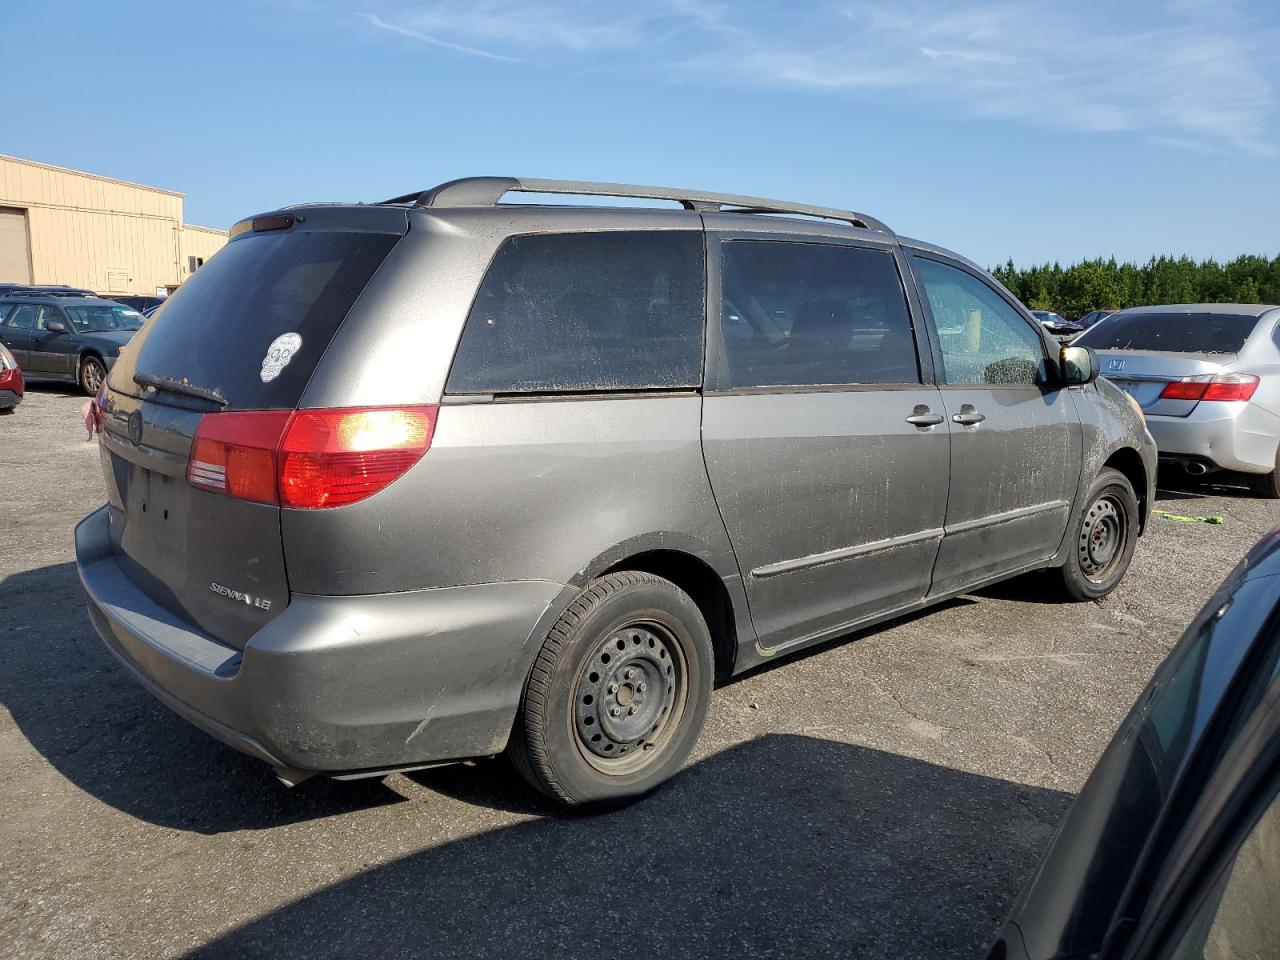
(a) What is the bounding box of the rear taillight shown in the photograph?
[1158,373,1260,403]
[187,406,436,509]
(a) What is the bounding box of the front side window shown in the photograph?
[35,305,66,331]
[447,231,705,394]
[717,240,919,388]
[912,257,1045,386]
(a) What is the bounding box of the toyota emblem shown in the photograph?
[127,410,144,446]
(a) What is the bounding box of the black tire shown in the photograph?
[78,355,105,396]
[1246,449,1280,499]
[1054,467,1139,601]
[508,571,714,808]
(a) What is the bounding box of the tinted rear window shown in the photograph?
[446,231,705,394]
[109,229,399,409]
[718,241,919,387]
[1077,312,1261,354]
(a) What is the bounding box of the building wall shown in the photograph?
[0,155,226,294]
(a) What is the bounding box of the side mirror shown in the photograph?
[1060,345,1098,385]
[45,320,67,334]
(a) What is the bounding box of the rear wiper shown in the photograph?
[133,372,229,407]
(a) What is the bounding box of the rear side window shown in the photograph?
[446,231,705,394]
[110,229,399,409]
[1077,312,1262,354]
[717,241,919,388]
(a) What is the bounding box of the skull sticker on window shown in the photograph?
[260,332,302,383]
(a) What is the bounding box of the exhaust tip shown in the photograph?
[274,765,315,788]
[1184,461,1209,476]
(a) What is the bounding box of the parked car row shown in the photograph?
[0,292,146,394]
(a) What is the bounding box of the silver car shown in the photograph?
[1076,304,1280,497]
[75,177,1155,806]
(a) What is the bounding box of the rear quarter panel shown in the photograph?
[280,395,742,595]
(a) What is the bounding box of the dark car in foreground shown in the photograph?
[0,342,22,412]
[1077,304,1280,497]
[992,525,1280,960]
[75,176,1154,807]
[0,294,144,394]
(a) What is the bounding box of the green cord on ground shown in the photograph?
[1153,509,1225,525]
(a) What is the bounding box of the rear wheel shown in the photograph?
[78,355,105,395]
[1247,449,1280,499]
[508,571,714,808]
[1054,467,1139,601]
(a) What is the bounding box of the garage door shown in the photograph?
[0,207,32,283]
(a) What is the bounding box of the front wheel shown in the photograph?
[79,355,105,395]
[1054,467,1139,601]
[508,571,714,808]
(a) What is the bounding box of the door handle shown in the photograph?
[906,411,944,427]
[952,411,986,425]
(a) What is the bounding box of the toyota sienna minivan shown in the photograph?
[75,177,1156,806]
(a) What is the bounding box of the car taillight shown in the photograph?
[1159,374,1260,403]
[187,406,436,508]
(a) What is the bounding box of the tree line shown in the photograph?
[990,255,1280,320]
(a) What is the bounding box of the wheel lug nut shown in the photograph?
[628,706,636,715]
[625,669,635,680]
[637,682,647,693]
[611,707,621,717]
[608,683,618,694]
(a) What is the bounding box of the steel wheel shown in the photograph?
[1078,493,1128,583]
[573,621,687,775]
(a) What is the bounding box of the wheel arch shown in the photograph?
[1102,446,1149,533]
[600,549,740,681]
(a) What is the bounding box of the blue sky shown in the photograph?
[6,0,1279,267]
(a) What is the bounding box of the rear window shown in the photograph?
[446,231,705,394]
[109,229,399,409]
[1077,312,1261,354]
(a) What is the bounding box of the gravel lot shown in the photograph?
[2,383,1276,960]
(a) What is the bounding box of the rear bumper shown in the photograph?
[1146,401,1280,474]
[75,505,567,776]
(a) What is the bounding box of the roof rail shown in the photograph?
[380,177,891,234]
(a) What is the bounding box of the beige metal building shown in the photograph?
[0,154,227,295]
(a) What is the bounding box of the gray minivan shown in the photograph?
[75,177,1156,806]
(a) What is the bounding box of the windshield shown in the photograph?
[66,304,144,332]
[1078,311,1261,354]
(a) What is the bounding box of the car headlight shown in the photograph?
[0,344,15,371]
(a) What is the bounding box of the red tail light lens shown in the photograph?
[186,406,436,509]
[188,411,292,504]
[1159,374,1259,403]
[1202,373,1260,402]
[279,407,437,508]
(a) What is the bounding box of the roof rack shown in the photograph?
[380,177,891,234]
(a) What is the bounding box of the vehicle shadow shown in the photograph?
[188,733,1072,960]
[21,378,84,397]
[0,562,405,834]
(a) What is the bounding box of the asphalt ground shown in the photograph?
[2,383,1276,959]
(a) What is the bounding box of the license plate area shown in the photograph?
[124,463,188,559]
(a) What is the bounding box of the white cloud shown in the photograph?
[352,0,1278,153]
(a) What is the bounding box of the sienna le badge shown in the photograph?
[260,333,302,383]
